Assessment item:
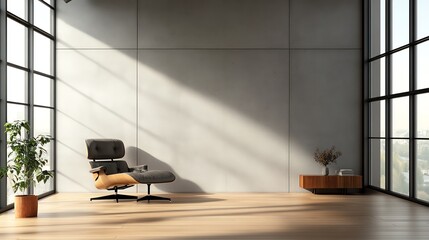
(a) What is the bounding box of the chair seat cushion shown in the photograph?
[127,170,175,184]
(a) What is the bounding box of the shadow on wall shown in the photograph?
[127,146,204,193]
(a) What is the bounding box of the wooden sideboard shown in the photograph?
[299,175,363,194]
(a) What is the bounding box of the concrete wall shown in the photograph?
[57,0,362,193]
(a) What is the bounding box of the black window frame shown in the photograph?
[0,0,56,213]
[365,0,429,206]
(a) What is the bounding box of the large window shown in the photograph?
[0,0,56,212]
[367,0,429,204]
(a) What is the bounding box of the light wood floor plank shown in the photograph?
[1,191,429,239]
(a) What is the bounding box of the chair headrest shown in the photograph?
[85,139,125,160]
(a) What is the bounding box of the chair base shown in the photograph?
[137,195,171,203]
[90,186,137,203]
[90,194,137,203]
[137,183,171,203]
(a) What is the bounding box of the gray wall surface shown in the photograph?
[57,0,362,193]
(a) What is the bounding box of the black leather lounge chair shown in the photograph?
[85,139,175,203]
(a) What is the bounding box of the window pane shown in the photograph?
[417,94,429,138]
[34,0,53,34]
[391,0,409,49]
[370,58,386,97]
[391,139,409,196]
[6,103,29,202]
[416,42,429,90]
[43,142,54,170]
[7,19,28,67]
[34,178,54,195]
[34,74,54,107]
[392,97,409,138]
[7,103,27,122]
[34,107,53,137]
[7,182,15,204]
[370,0,386,57]
[417,0,429,40]
[416,140,429,202]
[7,67,28,103]
[371,139,386,189]
[34,142,54,195]
[371,100,385,137]
[391,49,409,94]
[7,0,28,21]
[34,32,53,75]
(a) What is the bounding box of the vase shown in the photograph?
[322,166,329,176]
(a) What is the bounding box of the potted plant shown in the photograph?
[0,120,52,218]
[314,146,342,176]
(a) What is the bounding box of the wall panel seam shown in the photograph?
[135,0,139,194]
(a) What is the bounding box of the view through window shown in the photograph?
[368,0,429,203]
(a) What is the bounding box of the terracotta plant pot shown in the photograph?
[15,195,38,218]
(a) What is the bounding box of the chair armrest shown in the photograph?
[129,164,148,173]
[89,166,106,174]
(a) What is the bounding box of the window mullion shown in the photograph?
[27,0,35,196]
[386,0,392,192]
[409,0,416,199]
[0,0,9,210]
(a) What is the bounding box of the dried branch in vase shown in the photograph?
[314,146,342,167]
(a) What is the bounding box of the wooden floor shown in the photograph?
[1,191,429,240]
